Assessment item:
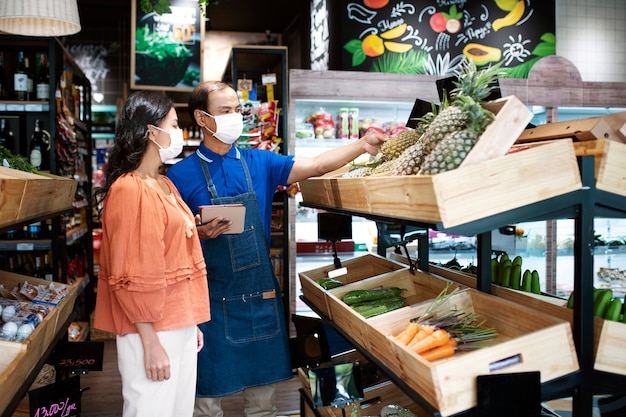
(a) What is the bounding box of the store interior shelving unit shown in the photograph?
[0,36,94,317]
[292,68,626,417]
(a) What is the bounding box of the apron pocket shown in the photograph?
[227,227,261,271]
[223,290,281,343]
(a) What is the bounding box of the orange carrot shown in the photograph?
[410,329,450,354]
[395,322,420,345]
[407,325,435,350]
[419,343,456,361]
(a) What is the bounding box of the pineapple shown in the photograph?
[418,129,478,175]
[419,96,495,175]
[370,159,396,175]
[391,141,428,176]
[392,59,501,176]
[342,166,372,178]
[380,129,422,161]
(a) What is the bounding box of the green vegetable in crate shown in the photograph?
[594,289,613,318]
[604,298,622,322]
[316,277,343,290]
[342,287,404,305]
[499,261,512,287]
[530,270,541,294]
[490,257,498,283]
[521,269,532,292]
[351,296,405,318]
[510,263,522,290]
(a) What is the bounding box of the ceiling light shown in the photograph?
[0,0,81,37]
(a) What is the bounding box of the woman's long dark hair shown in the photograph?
[94,90,173,214]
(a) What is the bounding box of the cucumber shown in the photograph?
[510,264,522,290]
[342,287,403,305]
[500,263,512,288]
[497,259,512,285]
[351,296,405,318]
[490,258,498,283]
[604,298,622,321]
[594,289,613,318]
[317,278,343,290]
[566,291,575,309]
[521,269,532,292]
[530,270,541,294]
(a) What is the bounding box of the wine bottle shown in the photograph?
[0,52,8,100]
[24,57,34,101]
[14,51,28,101]
[0,118,14,151]
[29,119,45,170]
[32,256,44,278]
[43,253,54,281]
[36,53,49,101]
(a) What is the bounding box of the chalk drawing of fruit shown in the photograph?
[363,0,390,9]
[343,23,412,67]
[429,5,463,34]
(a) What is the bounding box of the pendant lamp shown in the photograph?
[0,0,81,37]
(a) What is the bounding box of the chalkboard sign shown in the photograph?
[28,376,81,417]
[131,0,204,91]
[53,342,105,372]
[340,0,556,78]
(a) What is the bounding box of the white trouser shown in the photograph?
[117,325,197,417]
[193,383,277,417]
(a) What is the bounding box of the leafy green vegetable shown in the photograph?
[0,145,41,174]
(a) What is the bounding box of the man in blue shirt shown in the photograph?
[166,81,387,417]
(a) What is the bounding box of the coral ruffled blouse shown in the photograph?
[94,173,211,336]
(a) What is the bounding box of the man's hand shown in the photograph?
[361,133,389,155]
[195,214,232,240]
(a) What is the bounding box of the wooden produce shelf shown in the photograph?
[0,271,78,416]
[0,167,77,230]
[300,260,580,417]
[298,253,407,320]
[300,138,582,229]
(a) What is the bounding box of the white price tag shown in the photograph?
[16,243,34,251]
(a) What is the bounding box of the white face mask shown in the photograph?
[202,111,243,145]
[150,125,185,163]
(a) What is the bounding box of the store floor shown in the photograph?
[76,340,302,417]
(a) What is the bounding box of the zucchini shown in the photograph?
[342,287,403,305]
[350,296,405,318]
[317,277,343,290]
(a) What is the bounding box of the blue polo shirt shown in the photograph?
[166,143,295,243]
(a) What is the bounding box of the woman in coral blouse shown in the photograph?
[93,91,211,417]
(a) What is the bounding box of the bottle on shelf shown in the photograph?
[29,119,47,170]
[13,51,28,101]
[7,255,19,273]
[24,57,34,101]
[43,253,54,281]
[36,53,49,102]
[0,52,8,100]
[0,118,15,151]
[28,221,42,239]
[32,256,44,278]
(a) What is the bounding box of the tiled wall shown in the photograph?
[557,0,626,82]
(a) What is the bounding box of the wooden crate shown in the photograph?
[298,350,427,417]
[429,265,626,376]
[324,269,579,416]
[516,116,623,144]
[299,253,407,320]
[300,139,581,228]
[0,271,78,415]
[0,167,77,230]
[573,139,626,197]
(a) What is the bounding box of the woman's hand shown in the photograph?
[196,326,204,352]
[195,214,232,240]
[135,322,170,381]
[361,133,389,155]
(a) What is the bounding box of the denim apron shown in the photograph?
[196,157,292,397]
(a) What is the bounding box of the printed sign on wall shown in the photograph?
[131,0,204,91]
[341,0,555,77]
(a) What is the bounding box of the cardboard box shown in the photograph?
[0,271,78,415]
[0,167,77,230]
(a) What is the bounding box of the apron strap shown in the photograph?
[198,148,254,199]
